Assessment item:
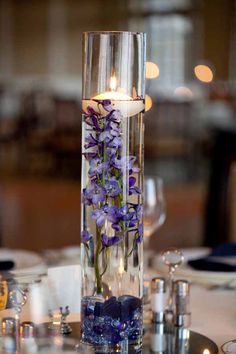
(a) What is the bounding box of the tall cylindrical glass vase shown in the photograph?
[81,31,146,352]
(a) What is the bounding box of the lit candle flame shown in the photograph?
[110,76,117,91]
[118,258,124,275]
[203,349,210,354]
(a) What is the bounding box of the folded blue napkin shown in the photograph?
[0,261,15,271]
[188,243,236,272]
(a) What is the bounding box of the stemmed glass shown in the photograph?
[161,248,184,318]
[0,273,47,353]
[143,176,166,322]
[144,176,166,250]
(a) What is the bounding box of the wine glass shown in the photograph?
[143,176,166,321]
[0,273,54,354]
[161,248,184,319]
[144,175,166,249]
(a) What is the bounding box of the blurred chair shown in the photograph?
[18,91,55,175]
[145,99,196,182]
[49,97,81,177]
[204,127,236,247]
[0,87,20,174]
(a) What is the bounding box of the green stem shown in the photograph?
[100,248,108,277]
[94,227,102,294]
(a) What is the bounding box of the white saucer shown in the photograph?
[0,248,46,274]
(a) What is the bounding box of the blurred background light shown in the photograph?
[194,64,214,83]
[146,61,160,79]
[174,86,193,99]
[145,94,153,111]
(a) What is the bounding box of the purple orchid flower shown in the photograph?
[81,230,93,243]
[82,152,98,161]
[112,156,137,172]
[136,223,143,243]
[98,129,113,143]
[107,136,123,149]
[95,99,114,113]
[106,205,120,223]
[106,109,122,123]
[105,179,122,197]
[109,121,121,137]
[101,234,121,247]
[82,99,144,262]
[84,111,102,131]
[129,176,141,195]
[82,183,106,205]
[84,134,100,149]
[86,106,96,115]
[88,158,109,177]
[107,146,118,157]
[111,223,121,232]
[116,205,132,222]
[91,204,120,227]
[135,204,143,221]
[91,208,106,226]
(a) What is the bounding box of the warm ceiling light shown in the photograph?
[174,86,193,99]
[146,62,160,79]
[145,94,153,112]
[194,64,213,83]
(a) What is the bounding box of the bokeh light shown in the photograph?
[194,64,213,83]
[174,86,193,99]
[146,62,160,79]
[145,94,153,112]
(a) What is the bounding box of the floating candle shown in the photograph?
[82,76,144,117]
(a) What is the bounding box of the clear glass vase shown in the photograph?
[80,31,146,353]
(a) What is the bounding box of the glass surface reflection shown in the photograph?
[142,324,217,354]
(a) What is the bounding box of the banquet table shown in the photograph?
[17,275,236,350]
[189,284,236,348]
[1,255,236,352]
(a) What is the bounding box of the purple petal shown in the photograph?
[97,215,105,226]
[129,177,136,188]
[87,106,96,114]
[112,223,121,232]
[101,234,121,247]
[81,230,93,242]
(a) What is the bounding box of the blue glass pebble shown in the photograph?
[93,325,104,335]
[81,295,142,346]
[94,302,103,317]
[103,296,120,319]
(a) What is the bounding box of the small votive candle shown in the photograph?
[151,277,167,323]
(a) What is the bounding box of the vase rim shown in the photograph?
[83,31,145,36]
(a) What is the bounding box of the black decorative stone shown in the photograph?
[102,296,120,319]
[118,295,142,321]
[94,302,103,317]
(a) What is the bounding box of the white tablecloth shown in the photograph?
[2,266,236,350]
[190,285,236,348]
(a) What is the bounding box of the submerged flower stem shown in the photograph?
[100,248,108,277]
[94,226,102,294]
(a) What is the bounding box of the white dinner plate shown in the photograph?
[0,248,46,274]
[152,247,236,286]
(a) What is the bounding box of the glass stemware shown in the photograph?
[144,176,166,259]
[161,248,184,318]
[0,273,47,353]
